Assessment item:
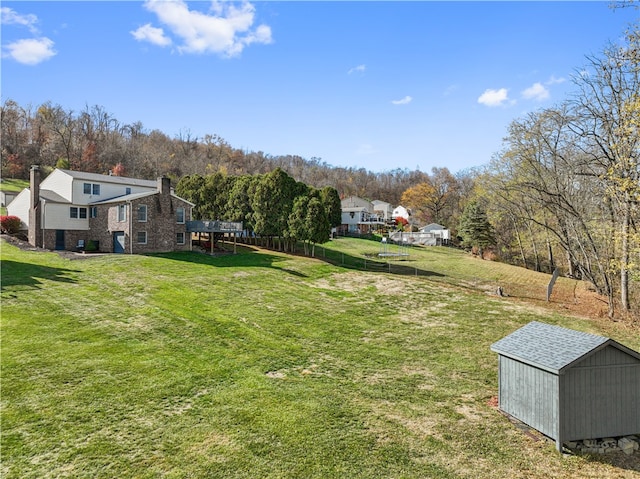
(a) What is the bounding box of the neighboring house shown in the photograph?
[392,205,412,223]
[8,166,194,254]
[371,200,394,223]
[419,223,450,245]
[339,196,384,234]
[1,191,17,207]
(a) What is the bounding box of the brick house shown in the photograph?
[7,166,194,254]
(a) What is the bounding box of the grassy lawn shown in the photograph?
[1,178,28,215]
[2,238,638,478]
[0,178,28,193]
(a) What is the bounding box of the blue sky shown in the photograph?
[1,1,637,174]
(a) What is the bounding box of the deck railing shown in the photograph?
[186,220,243,233]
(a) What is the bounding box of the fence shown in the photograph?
[306,244,434,277]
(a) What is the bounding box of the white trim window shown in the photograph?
[177,232,185,245]
[137,204,147,222]
[118,204,127,222]
[83,183,101,195]
[176,207,185,224]
[137,231,147,244]
[70,207,88,219]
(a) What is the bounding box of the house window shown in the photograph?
[70,207,87,219]
[177,232,185,245]
[137,231,147,244]
[176,207,185,224]
[126,187,131,195]
[90,207,98,218]
[83,183,100,195]
[137,205,147,222]
[118,204,127,222]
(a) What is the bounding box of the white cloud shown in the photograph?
[137,0,272,57]
[522,82,549,101]
[546,75,566,85]
[1,7,39,34]
[391,96,412,105]
[477,88,509,107]
[443,84,459,96]
[4,37,56,65]
[131,23,172,47]
[348,64,366,75]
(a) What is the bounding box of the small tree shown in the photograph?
[458,201,495,259]
[395,216,408,231]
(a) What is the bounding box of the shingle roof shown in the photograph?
[490,321,611,373]
[39,189,68,203]
[59,169,157,188]
[90,191,157,204]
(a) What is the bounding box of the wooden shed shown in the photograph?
[490,321,640,452]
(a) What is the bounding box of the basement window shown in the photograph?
[137,231,147,244]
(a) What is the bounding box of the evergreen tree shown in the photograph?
[305,197,330,257]
[458,201,495,259]
[319,186,342,228]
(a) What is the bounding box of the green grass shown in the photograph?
[1,238,638,478]
[0,178,28,193]
[1,178,28,214]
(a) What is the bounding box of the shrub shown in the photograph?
[0,215,22,234]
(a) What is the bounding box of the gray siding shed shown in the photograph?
[491,321,640,451]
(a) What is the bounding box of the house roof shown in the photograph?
[90,191,195,206]
[58,169,158,188]
[490,321,640,374]
[40,189,70,203]
[91,191,158,204]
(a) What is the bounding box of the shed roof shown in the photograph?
[490,321,640,374]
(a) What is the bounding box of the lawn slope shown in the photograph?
[1,238,638,478]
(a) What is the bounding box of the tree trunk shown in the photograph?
[620,199,631,311]
[511,214,528,269]
[526,222,541,272]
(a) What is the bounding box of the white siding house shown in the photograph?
[371,200,393,223]
[340,196,384,234]
[8,167,193,253]
[392,205,412,222]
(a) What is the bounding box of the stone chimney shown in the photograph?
[157,176,171,196]
[28,165,42,247]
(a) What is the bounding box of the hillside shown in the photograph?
[1,237,638,478]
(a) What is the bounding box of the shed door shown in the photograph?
[113,232,126,253]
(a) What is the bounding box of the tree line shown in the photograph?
[176,168,342,256]
[475,22,640,318]
[0,99,435,206]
